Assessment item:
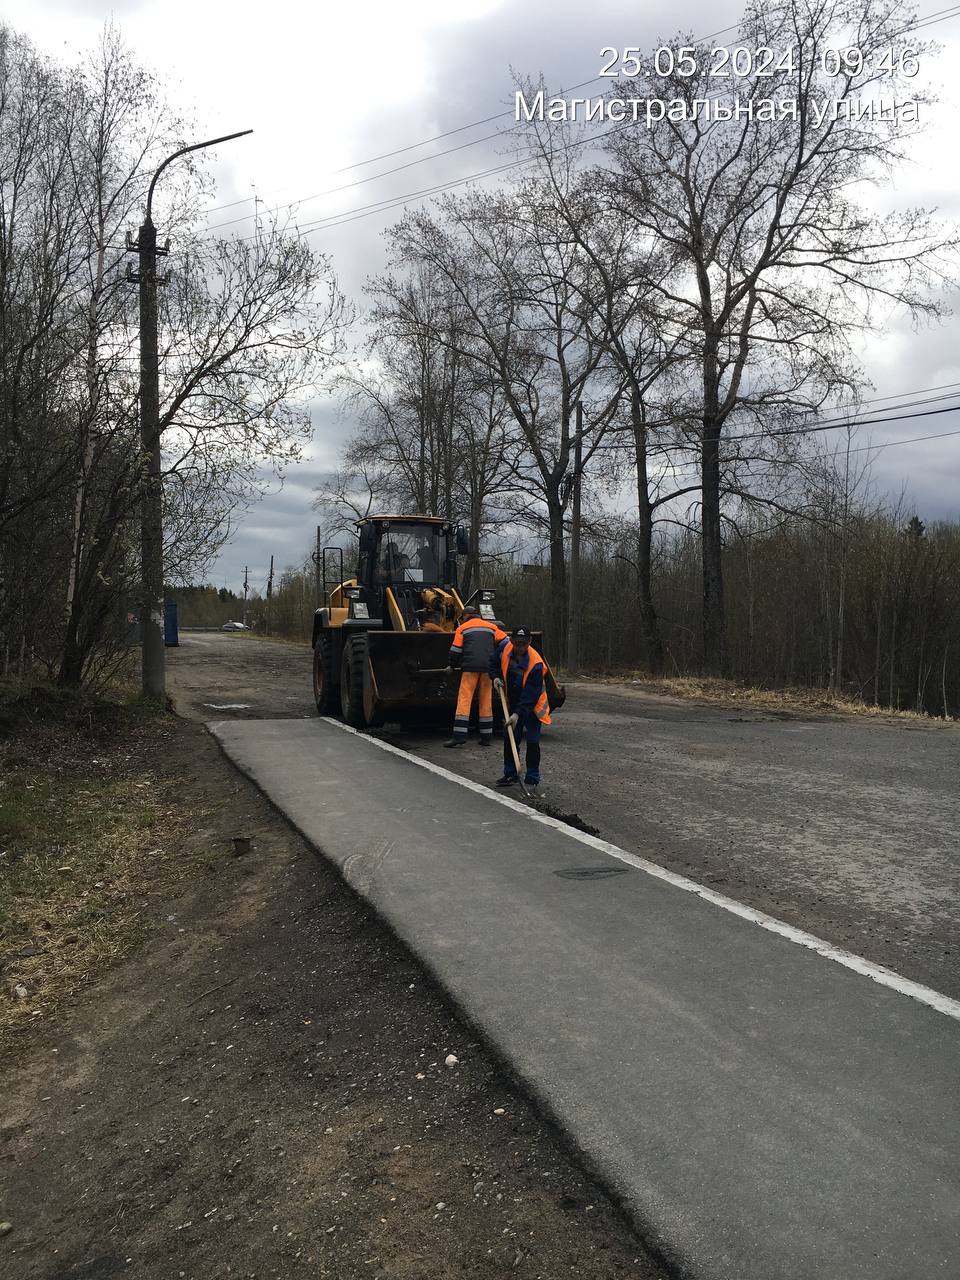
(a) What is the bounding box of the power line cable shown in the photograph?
[723,400,960,446]
[204,126,513,232]
[203,23,750,218]
[200,19,804,228]
[232,108,661,242]
[589,384,960,455]
[725,423,960,467]
[203,5,958,236]
[838,425,960,455]
[589,393,960,464]
[612,422,960,486]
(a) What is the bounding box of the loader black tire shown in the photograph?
[340,634,369,729]
[313,633,338,715]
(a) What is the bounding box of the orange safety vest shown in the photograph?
[451,615,507,645]
[499,642,552,725]
[449,616,508,670]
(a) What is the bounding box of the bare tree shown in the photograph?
[0,21,350,686]
[604,0,956,669]
[334,263,521,593]
[522,121,693,670]
[392,181,627,650]
[57,26,201,686]
[0,27,90,673]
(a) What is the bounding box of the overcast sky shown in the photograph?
[6,0,960,592]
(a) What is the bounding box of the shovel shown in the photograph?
[494,680,531,798]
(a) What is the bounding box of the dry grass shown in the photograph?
[0,687,215,1039]
[579,672,943,721]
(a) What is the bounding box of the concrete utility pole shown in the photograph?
[266,554,274,635]
[243,566,249,627]
[130,129,252,700]
[566,402,584,672]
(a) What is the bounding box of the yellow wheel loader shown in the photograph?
[311,514,563,730]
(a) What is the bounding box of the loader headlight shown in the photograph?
[343,586,361,600]
[480,590,495,602]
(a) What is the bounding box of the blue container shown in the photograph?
[164,598,179,647]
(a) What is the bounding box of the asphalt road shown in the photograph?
[170,633,960,999]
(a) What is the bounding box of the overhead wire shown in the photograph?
[197,20,776,230]
[203,126,513,232]
[582,378,960,454]
[202,5,959,239]
[605,421,960,491]
[202,22,750,219]
[583,381,960,480]
[721,399,960,446]
[190,12,960,498]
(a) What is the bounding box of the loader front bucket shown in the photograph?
[364,632,460,727]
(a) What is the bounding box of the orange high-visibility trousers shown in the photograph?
[452,670,493,741]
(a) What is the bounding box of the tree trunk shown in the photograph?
[545,486,566,661]
[63,241,107,668]
[58,630,86,687]
[632,397,664,673]
[888,606,897,710]
[701,415,724,672]
[942,645,949,720]
[873,568,884,706]
[822,530,834,690]
[699,319,726,673]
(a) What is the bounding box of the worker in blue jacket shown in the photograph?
[491,625,551,788]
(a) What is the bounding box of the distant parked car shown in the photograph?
[221,621,250,632]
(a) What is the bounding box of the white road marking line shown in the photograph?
[322,717,960,1024]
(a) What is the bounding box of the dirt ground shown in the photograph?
[171,632,960,1000]
[0,698,666,1278]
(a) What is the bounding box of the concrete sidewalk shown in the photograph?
[209,717,960,1280]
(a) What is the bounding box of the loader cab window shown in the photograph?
[376,525,443,584]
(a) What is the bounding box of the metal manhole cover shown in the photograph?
[553,866,631,880]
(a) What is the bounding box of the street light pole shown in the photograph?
[130,129,252,700]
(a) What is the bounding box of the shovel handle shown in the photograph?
[495,681,529,796]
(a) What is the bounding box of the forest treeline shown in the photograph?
[220,497,960,716]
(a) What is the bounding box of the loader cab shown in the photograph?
[352,516,463,634]
[357,517,452,590]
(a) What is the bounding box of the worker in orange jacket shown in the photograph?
[444,608,508,748]
[491,625,552,787]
